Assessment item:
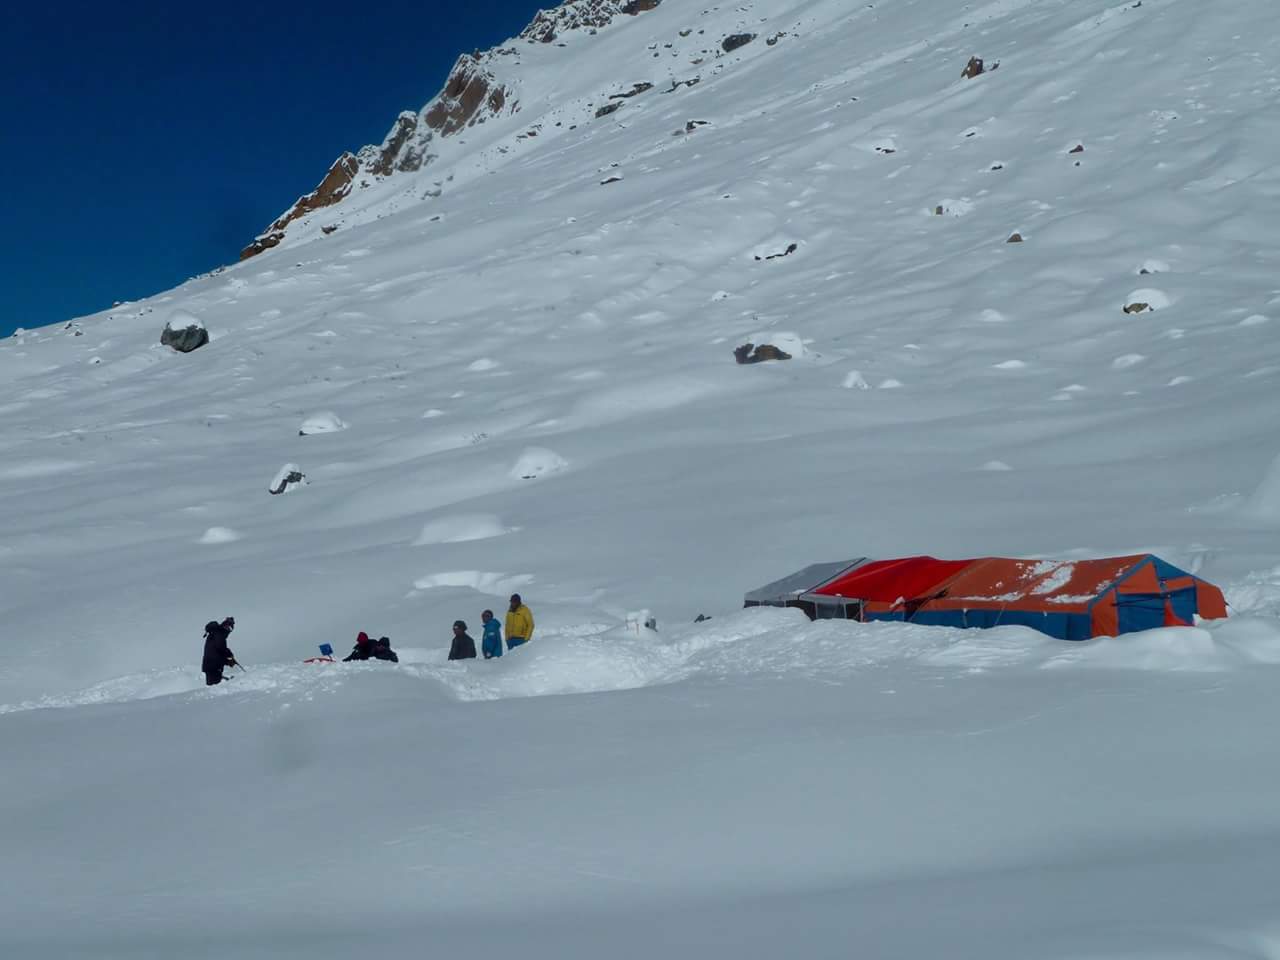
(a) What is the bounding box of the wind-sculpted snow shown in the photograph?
[5,0,1280,954]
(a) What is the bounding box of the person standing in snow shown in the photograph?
[449,620,477,661]
[504,594,534,649]
[202,617,237,686]
[480,609,503,659]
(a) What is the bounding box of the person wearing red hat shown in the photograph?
[343,632,375,662]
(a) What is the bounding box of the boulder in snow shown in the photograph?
[962,56,985,79]
[735,343,792,364]
[722,33,757,53]
[298,411,347,436]
[268,464,308,495]
[160,311,209,353]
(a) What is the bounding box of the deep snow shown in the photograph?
[3,0,1280,955]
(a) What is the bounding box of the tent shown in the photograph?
[746,555,1228,640]
[743,558,868,619]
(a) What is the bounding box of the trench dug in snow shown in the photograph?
[5,608,1279,716]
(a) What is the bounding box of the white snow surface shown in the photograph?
[4,0,1280,956]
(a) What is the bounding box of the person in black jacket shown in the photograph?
[448,620,477,661]
[343,632,374,661]
[202,617,237,686]
[344,632,400,663]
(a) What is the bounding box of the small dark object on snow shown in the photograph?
[722,33,756,53]
[754,243,798,262]
[161,323,209,354]
[595,101,622,118]
[1124,302,1151,315]
[735,343,792,364]
[694,614,712,623]
[962,56,985,79]
[600,175,624,185]
[1006,232,1025,243]
[1069,144,1085,154]
[609,82,654,100]
[269,470,306,495]
[766,32,786,46]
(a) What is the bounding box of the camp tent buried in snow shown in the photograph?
[744,555,1228,640]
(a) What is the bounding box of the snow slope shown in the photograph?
[3,0,1280,955]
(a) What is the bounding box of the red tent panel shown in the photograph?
[814,556,972,603]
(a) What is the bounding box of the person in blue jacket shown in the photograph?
[480,609,503,659]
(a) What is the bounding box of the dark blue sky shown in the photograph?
[0,0,546,337]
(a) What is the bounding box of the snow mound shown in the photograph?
[412,570,534,594]
[298,411,347,435]
[413,513,513,545]
[198,527,241,544]
[510,446,568,480]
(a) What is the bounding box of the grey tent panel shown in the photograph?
[743,559,868,605]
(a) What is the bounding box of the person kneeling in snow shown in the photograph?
[343,632,399,662]
[202,617,237,686]
[481,609,503,659]
[449,620,477,661]
[344,632,374,661]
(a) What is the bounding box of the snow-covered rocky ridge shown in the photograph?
[4,0,1280,955]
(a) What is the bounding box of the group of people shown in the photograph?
[448,594,534,661]
[201,595,536,685]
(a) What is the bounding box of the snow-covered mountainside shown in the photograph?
[4,0,1280,956]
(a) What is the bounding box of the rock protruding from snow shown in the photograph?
[735,343,791,364]
[268,464,308,496]
[160,311,209,353]
[298,412,347,436]
[511,447,568,480]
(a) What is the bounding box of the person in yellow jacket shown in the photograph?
[505,593,534,649]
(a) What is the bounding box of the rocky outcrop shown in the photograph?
[522,0,661,43]
[423,55,509,137]
[240,0,664,261]
[239,153,360,260]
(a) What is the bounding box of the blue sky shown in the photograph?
[0,0,547,337]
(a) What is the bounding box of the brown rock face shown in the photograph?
[239,153,359,260]
[522,0,661,43]
[424,56,508,136]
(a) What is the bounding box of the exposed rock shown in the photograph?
[160,311,209,353]
[734,343,793,364]
[610,82,654,99]
[240,153,359,260]
[320,225,338,235]
[268,464,308,496]
[962,56,985,79]
[423,56,508,136]
[754,243,799,261]
[523,0,661,43]
[596,102,623,118]
[1006,232,1025,243]
[1123,302,1151,314]
[1069,143,1085,154]
[722,33,757,53]
[766,32,787,46]
[600,175,624,185]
